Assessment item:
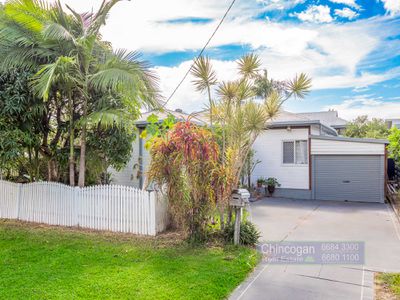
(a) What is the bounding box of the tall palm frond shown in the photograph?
[264,90,282,119]
[79,109,133,129]
[243,101,268,134]
[237,53,261,79]
[42,22,76,43]
[0,0,54,70]
[191,56,217,93]
[89,49,160,109]
[31,55,79,100]
[3,0,50,33]
[216,81,238,103]
[235,79,254,102]
[286,73,312,99]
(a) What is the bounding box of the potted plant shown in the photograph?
[256,177,266,188]
[266,177,280,196]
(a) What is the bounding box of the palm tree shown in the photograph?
[0,0,160,186]
[191,56,217,126]
[192,53,311,227]
[237,53,261,80]
[32,56,80,185]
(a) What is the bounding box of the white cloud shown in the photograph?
[324,96,400,120]
[328,0,361,10]
[380,0,400,15]
[294,5,334,23]
[150,16,399,112]
[154,60,238,112]
[256,0,305,11]
[334,8,360,19]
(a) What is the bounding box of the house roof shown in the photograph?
[135,108,346,137]
[266,110,339,136]
[296,111,348,128]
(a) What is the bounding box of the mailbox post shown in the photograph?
[230,189,250,245]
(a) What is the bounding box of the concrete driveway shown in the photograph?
[230,198,400,300]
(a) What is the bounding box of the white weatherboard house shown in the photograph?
[109,109,388,203]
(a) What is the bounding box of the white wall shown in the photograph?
[108,139,139,187]
[311,139,385,155]
[109,136,152,188]
[252,128,310,189]
[310,124,320,135]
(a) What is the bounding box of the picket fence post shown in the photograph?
[149,191,156,236]
[74,186,80,227]
[16,183,22,220]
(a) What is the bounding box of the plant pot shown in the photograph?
[257,182,263,188]
[267,185,275,196]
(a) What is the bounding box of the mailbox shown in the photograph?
[230,189,251,207]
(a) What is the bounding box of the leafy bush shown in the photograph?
[256,177,267,185]
[147,121,226,242]
[223,221,261,246]
[266,177,281,187]
[389,127,400,167]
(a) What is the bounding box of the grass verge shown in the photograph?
[0,220,259,300]
[375,272,400,300]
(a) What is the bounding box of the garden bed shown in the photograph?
[0,220,259,299]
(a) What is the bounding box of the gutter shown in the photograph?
[310,134,388,144]
[267,120,338,136]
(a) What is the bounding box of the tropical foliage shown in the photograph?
[0,0,159,185]
[146,53,311,241]
[194,53,311,213]
[388,127,400,166]
[344,115,389,139]
[147,121,223,241]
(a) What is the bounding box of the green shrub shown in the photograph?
[223,221,261,246]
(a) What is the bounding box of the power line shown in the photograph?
[161,0,238,108]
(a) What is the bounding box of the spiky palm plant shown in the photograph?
[237,53,261,80]
[192,53,312,227]
[191,56,217,125]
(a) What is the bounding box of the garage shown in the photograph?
[311,136,388,203]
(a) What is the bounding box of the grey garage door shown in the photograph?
[313,155,384,203]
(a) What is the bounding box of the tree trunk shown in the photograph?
[78,125,86,187]
[207,86,213,127]
[247,168,251,190]
[68,92,75,186]
[78,94,88,187]
[48,159,58,182]
[69,158,75,186]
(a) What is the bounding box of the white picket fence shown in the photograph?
[0,180,168,236]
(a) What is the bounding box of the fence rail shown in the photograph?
[0,180,168,236]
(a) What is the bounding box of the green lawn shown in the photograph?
[0,220,259,300]
[376,273,400,298]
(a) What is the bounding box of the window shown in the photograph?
[283,142,295,164]
[283,140,308,165]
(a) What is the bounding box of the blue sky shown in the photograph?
[35,0,400,120]
[137,0,400,120]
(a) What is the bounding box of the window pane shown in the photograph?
[295,140,308,164]
[283,141,294,164]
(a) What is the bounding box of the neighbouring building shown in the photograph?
[386,119,400,129]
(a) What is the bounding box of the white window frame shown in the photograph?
[282,140,309,166]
